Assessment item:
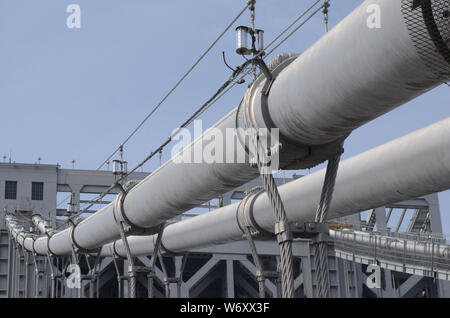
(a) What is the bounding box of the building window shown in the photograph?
[4,181,17,200]
[31,182,44,201]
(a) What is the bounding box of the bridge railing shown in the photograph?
[330,228,450,280]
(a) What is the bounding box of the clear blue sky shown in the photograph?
[1,1,449,232]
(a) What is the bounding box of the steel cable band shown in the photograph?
[17,232,26,248]
[111,240,125,259]
[45,232,57,257]
[23,234,37,254]
[237,187,271,298]
[67,218,90,254]
[112,180,160,236]
[154,232,177,256]
[258,55,300,146]
[235,53,304,158]
[236,188,273,238]
[31,236,37,255]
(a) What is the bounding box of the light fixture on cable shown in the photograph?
[112,159,127,176]
[112,146,128,177]
[235,26,264,56]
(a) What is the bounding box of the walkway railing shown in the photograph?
[331,228,450,281]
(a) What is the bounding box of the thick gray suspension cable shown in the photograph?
[148,225,165,298]
[111,183,138,297]
[158,252,170,297]
[314,239,329,297]
[96,2,251,171]
[110,247,124,298]
[116,221,136,298]
[315,154,340,224]
[243,226,266,298]
[46,253,56,298]
[84,252,101,298]
[313,154,341,298]
[83,254,93,298]
[31,252,39,298]
[255,141,295,298]
[238,187,269,298]
[178,254,188,296]
[92,253,102,298]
